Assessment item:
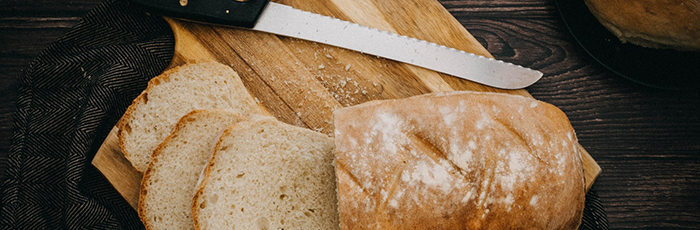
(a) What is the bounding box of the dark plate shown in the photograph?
[554,0,700,90]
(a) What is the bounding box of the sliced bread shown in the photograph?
[192,117,339,230]
[138,109,245,230]
[118,61,262,172]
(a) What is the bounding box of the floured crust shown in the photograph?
[584,0,700,51]
[333,91,585,229]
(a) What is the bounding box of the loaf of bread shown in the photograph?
[138,110,245,230]
[192,117,339,230]
[118,61,262,172]
[333,91,585,229]
[584,0,700,51]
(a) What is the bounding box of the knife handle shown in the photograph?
[130,0,270,28]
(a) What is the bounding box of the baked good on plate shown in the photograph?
[584,0,700,51]
[333,91,585,229]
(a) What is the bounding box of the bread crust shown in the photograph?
[584,0,700,51]
[333,91,585,229]
[117,87,147,172]
[118,61,262,173]
[190,120,238,230]
[191,116,338,230]
[137,109,245,230]
[118,62,195,172]
[191,117,270,230]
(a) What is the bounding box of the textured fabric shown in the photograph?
[0,0,173,228]
[580,189,610,229]
[0,0,608,229]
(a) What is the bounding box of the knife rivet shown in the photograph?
[179,0,188,6]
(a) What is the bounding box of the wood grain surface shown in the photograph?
[2,0,699,229]
[91,0,599,208]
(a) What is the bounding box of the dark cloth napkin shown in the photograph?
[0,0,609,229]
[0,0,173,228]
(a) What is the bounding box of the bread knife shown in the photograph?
[129,0,543,89]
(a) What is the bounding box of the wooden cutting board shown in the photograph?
[92,0,601,209]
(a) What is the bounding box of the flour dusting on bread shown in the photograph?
[333,91,585,229]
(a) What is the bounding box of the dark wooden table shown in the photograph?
[2,0,699,228]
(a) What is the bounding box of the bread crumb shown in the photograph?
[503,194,514,206]
[388,199,398,208]
[530,195,538,207]
[475,114,489,130]
[439,106,456,126]
[401,171,410,182]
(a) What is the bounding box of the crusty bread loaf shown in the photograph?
[118,61,262,172]
[333,91,585,229]
[138,109,245,230]
[584,0,700,51]
[192,117,339,230]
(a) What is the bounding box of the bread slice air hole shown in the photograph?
[123,123,131,134]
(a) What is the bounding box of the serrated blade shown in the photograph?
[252,2,542,89]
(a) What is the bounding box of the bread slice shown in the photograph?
[138,109,245,230]
[192,117,339,230]
[118,61,262,172]
[333,91,585,229]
